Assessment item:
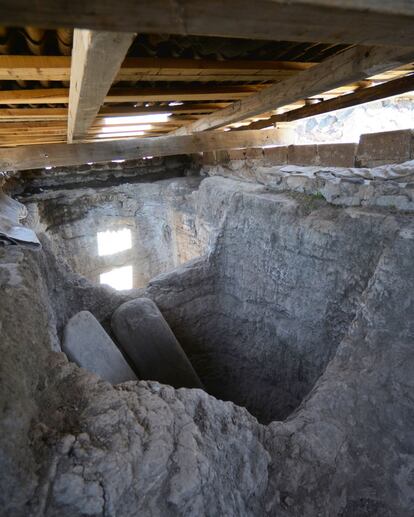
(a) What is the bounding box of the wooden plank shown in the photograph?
[116,57,313,82]
[0,128,288,170]
[0,85,263,105]
[0,131,178,146]
[0,55,315,82]
[1,54,397,87]
[0,120,192,134]
[0,104,229,121]
[99,103,230,115]
[1,1,414,47]
[237,74,414,130]
[0,139,67,147]
[0,55,69,81]
[104,85,264,102]
[0,88,69,104]
[0,82,374,107]
[0,108,68,121]
[68,29,135,142]
[173,45,414,134]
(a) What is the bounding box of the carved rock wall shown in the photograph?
[1,176,413,516]
[24,177,204,288]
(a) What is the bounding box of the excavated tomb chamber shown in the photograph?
[33,178,395,424]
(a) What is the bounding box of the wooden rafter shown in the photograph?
[0,55,69,81]
[1,1,414,47]
[0,89,69,104]
[68,29,135,142]
[0,82,389,107]
[0,55,409,84]
[0,128,287,169]
[117,57,314,82]
[0,120,195,133]
[99,103,230,115]
[0,108,69,121]
[102,85,265,103]
[236,74,414,130]
[0,4,412,147]
[0,104,231,122]
[173,45,414,134]
[0,55,316,82]
[0,85,265,105]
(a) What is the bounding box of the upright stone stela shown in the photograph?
[62,310,137,384]
[112,298,203,389]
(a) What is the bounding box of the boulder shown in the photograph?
[111,298,203,389]
[62,310,137,384]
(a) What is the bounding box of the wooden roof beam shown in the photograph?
[173,45,414,135]
[0,85,264,105]
[0,128,287,171]
[1,1,414,47]
[0,55,317,82]
[67,29,135,143]
[0,108,69,121]
[0,82,386,107]
[236,73,414,130]
[0,104,230,122]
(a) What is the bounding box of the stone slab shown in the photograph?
[356,129,414,167]
[111,297,203,389]
[288,144,318,166]
[62,310,137,384]
[227,149,246,161]
[317,143,357,167]
[244,148,264,160]
[201,151,217,165]
[263,146,288,165]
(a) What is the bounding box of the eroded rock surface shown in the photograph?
[1,176,413,516]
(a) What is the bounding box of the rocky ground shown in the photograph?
[1,175,413,516]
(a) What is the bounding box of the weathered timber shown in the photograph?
[68,30,135,142]
[0,1,414,47]
[237,73,414,130]
[0,128,287,170]
[173,46,414,134]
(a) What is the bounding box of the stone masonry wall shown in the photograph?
[200,129,414,212]
[201,129,414,168]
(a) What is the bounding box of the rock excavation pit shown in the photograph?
[1,165,414,516]
[14,175,408,424]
